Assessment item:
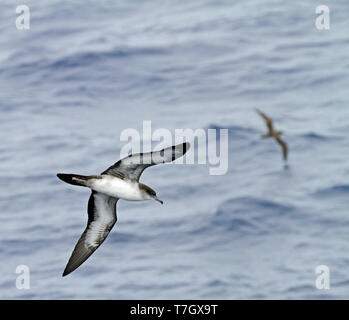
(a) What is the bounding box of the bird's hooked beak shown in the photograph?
[153,196,163,205]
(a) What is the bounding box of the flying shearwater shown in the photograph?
[57,142,190,276]
[256,109,288,161]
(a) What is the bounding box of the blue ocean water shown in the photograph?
[1,0,349,299]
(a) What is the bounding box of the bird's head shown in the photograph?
[140,184,163,204]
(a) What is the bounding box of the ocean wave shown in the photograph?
[208,124,258,134]
[1,0,349,299]
[313,184,349,197]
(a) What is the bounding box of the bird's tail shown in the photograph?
[57,173,90,187]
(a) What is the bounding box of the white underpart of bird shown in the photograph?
[57,142,190,276]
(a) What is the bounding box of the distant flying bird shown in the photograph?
[256,109,288,161]
[57,142,190,276]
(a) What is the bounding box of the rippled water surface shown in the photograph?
[1,0,349,299]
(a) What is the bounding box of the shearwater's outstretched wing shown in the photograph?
[102,142,190,181]
[275,135,288,161]
[256,109,274,133]
[62,191,118,276]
